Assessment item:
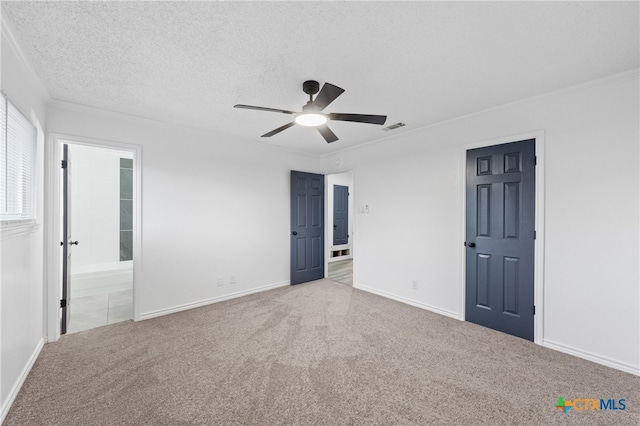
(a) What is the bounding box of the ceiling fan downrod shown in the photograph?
[302,80,320,98]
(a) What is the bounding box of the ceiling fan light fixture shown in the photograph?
[295,113,327,127]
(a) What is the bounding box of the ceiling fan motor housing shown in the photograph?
[302,80,320,95]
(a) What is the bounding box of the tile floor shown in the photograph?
[67,289,133,334]
[328,259,353,286]
[66,261,350,334]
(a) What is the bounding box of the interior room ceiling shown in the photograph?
[2,1,638,156]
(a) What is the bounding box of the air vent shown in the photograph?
[382,122,406,131]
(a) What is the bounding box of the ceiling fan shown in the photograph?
[234,80,387,143]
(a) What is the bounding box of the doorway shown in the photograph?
[465,139,536,341]
[60,143,135,334]
[326,172,354,286]
[290,171,325,285]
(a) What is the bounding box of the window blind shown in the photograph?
[1,94,36,221]
[0,94,5,219]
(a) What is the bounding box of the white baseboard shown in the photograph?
[354,283,461,320]
[139,281,290,321]
[328,255,353,263]
[354,284,639,376]
[0,338,45,424]
[543,339,639,376]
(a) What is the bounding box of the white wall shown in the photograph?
[69,145,132,269]
[47,103,321,319]
[320,71,640,375]
[0,21,48,421]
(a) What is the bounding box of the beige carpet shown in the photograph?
[5,279,639,425]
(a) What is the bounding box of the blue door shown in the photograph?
[465,139,535,341]
[61,144,78,334]
[333,185,349,245]
[290,171,325,285]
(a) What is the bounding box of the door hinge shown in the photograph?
[534,230,536,240]
[533,305,536,315]
[534,156,537,166]
[61,160,68,169]
[60,299,67,308]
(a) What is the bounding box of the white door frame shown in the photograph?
[44,133,142,342]
[460,130,546,344]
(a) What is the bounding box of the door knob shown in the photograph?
[291,231,297,235]
[69,241,79,245]
[467,242,476,248]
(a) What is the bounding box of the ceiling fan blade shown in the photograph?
[328,113,387,125]
[312,83,345,111]
[234,104,296,115]
[261,122,296,138]
[317,124,339,143]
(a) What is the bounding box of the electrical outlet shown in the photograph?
[412,280,418,290]
[230,274,236,285]
[217,277,224,287]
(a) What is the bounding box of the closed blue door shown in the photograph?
[290,171,325,285]
[465,139,535,341]
[333,185,349,245]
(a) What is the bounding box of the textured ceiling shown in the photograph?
[2,1,638,155]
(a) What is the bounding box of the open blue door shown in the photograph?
[333,184,349,245]
[61,144,79,334]
[290,171,324,285]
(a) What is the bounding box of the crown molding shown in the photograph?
[321,68,640,159]
[1,14,51,103]
[48,99,322,160]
